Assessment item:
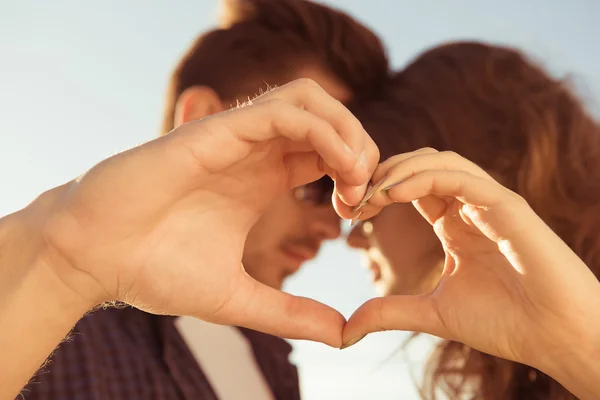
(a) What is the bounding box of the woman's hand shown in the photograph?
[342,148,600,399]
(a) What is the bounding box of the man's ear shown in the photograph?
[173,86,225,128]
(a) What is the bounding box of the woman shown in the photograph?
[343,41,600,399]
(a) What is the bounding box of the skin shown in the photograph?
[0,79,378,399]
[2,116,600,399]
[340,148,600,400]
[176,66,351,290]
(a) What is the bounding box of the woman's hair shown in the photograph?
[351,41,600,399]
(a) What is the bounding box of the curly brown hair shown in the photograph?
[351,41,600,399]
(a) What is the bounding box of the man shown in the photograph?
[19,0,389,399]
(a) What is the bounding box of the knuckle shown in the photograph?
[336,114,364,142]
[261,97,289,110]
[346,113,365,132]
[386,153,404,164]
[510,190,530,208]
[257,98,294,120]
[292,77,322,91]
[440,150,460,159]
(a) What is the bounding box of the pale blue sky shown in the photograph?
[1,1,598,399]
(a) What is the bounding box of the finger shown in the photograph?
[180,99,369,187]
[335,136,380,207]
[389,169,535,240]
[256,79,380,204]
[358,168,537,248]
[372,150,491,186]
[213,274,346,348]
[284,152,326,188]
[342,295,447,349]
[350,166,504,224]
[333,176,389,221]
[255,79,368,160]
[348,151,500,224]
[350,194,449,227]
[384,169,507,209]
[371,147,440,182]
[335,148,448,221]
[412,195,448,225]
[332,188,356,220]
[349,194,449,226]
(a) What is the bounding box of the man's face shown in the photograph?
[242,178,341,289]
[242,67,351,289]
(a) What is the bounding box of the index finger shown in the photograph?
[255,79,380,205]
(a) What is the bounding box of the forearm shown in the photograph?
[0,203,92,399]
[538,308,600,399]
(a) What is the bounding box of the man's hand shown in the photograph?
[0,79,379,399]
[43,78,379,344]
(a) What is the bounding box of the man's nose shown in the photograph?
[307,206,341,240]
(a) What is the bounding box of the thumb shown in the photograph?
[341,295,445,349]
[209,274,346,348]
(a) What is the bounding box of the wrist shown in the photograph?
[0,202,96,397]
[534,304,600,399]
[1,188,103,319]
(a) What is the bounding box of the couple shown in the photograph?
[5,1,600,400]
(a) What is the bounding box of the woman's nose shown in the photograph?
[346,222,369,250]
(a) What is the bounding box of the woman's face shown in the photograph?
[347,203,444,295]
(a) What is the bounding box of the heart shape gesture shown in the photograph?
[5,81,600,400]
[339,148,600,397]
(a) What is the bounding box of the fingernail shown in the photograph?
[383,181,403,191]
[351,203,364,214]
[340,335,366,350]
[362,180,374,200]
[363,176,387,202]
[349,210,362,227]
[351,176,387,214]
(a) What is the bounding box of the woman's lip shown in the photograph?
[283,246,316,261]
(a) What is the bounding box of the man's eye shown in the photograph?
[294,184,330,205]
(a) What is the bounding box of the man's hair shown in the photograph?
[160,0,390,135]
